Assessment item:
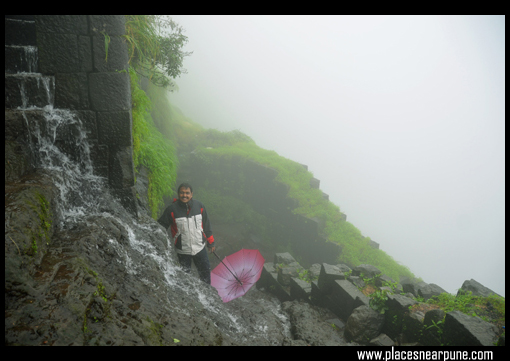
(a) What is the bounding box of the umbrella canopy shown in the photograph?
[211,249,265,303]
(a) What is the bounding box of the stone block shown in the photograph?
[89,72,131,111]
[277,263,300,286]
[108,146,135,189]
[309,177,320,189]
[36,32,81,74]
[369,239,379,249]
[352,264,382,279]
[329,280,369,320]
[5,110,30,141]
[318,263,346,294]
[92,35,129,73]
[274,252,297,266]
[290,277,311,302]
[259,263,291,302]
[310,280,326,308]
[5,45,38,73]
[403,310,425,343]
[112,186,138,217]
[54,72,89,110]
[418,283,448,301]
[375,274,396,288]
[420,309,445,346]
[382,294,417,339]
[89,141,109,172]
[443,310,499,346]
[5,18,37,46]
[97,111,132,147]
[348,276,366,289]
[89,15,126,36]
[35,15,88,35]
[369,333,395,346]
[77,36,93,72]
[457,279,501,298]
[5,74,55,109]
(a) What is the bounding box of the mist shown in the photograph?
[167,15,505,297]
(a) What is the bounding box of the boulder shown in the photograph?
[382,294,417,339]
[348,276,366,289]
[308,263,322,281]
[282,301,352,346]
[274,252,297,266]
[344,305,385,344]
[375,274,396,288]
[417,283,448,301]
[352,264,382,279]
[443,310,499,346]
[402,310,425,343]
[336,263,352,273]
[400,279,447,300]
[457,279,501,298]
[400,277,416,295]
[420,309,445,346]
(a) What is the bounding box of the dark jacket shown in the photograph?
[158,198,214,256]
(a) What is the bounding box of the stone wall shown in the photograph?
[5,15,136,214]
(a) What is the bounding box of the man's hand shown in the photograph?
[208,246,215,253]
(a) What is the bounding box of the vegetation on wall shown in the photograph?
[129,68,177,218]
[125,15,190,218]
[124,15,192,90]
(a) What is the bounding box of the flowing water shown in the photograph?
[13,54,291,344]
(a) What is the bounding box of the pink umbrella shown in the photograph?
[211,249,265,303]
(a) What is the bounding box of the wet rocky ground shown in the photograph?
[5,173,353,346]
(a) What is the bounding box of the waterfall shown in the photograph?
[10,43,291,345]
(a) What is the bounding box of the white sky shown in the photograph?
[167,15,505,296]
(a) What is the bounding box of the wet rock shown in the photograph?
[329,280,369,320]
[421,309,446,346]
[344,305,385,344]
[282,301,354,346]
[352,264,382,279]
[443,310,499,346]
[382,294,417,339]
[457,279,501,298]
[318,263,346,294]
[369,333,395,346]
[403,309,425,343]
[290,277,312,302]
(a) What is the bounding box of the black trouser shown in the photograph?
[177,246,211,284]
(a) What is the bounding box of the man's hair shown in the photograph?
[177,182,193,193]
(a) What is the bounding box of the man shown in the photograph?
[158,183,215,284]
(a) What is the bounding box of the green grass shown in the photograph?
[129,67,178,218]
[192,139,415,282]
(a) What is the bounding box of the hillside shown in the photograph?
[140,78,416,283]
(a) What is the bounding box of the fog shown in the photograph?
[167,15,505,297]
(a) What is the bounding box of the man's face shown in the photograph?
[178,187,193,203]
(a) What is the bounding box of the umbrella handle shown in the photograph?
[212,251,243,286]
